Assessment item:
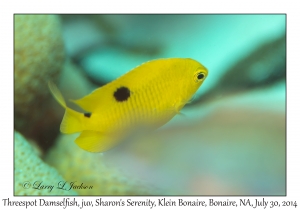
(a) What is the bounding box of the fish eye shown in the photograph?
[197,73,205,80]
[194,71,206,82]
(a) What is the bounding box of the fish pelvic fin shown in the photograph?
[48,81,84,134]
[75,131,121,153]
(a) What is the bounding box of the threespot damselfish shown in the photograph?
[48,58,208,152]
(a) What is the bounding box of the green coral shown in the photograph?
[14,131,77,195]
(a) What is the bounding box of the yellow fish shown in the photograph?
[49,58,208,152]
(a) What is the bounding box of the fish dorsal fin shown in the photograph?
[75,130,121,152]
[70,60,160,112]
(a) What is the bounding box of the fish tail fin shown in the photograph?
[75,131,121,152]
[48,81,84,134]
[60,107,84,134]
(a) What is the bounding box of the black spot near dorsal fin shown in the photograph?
[114,86,130,102]
[84,112,92,118]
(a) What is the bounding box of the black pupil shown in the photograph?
[197,73,204,80]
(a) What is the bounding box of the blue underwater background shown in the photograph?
[14,14,285,195]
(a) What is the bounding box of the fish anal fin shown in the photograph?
[75,131,120,153]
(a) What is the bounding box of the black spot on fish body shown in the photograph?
[114,86,130,102]
[84,112,92,118]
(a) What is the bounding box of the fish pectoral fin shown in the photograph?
[173,100,186,115]
[187,95,195,104]
[75,130,120,153]
[177,112,186,117]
